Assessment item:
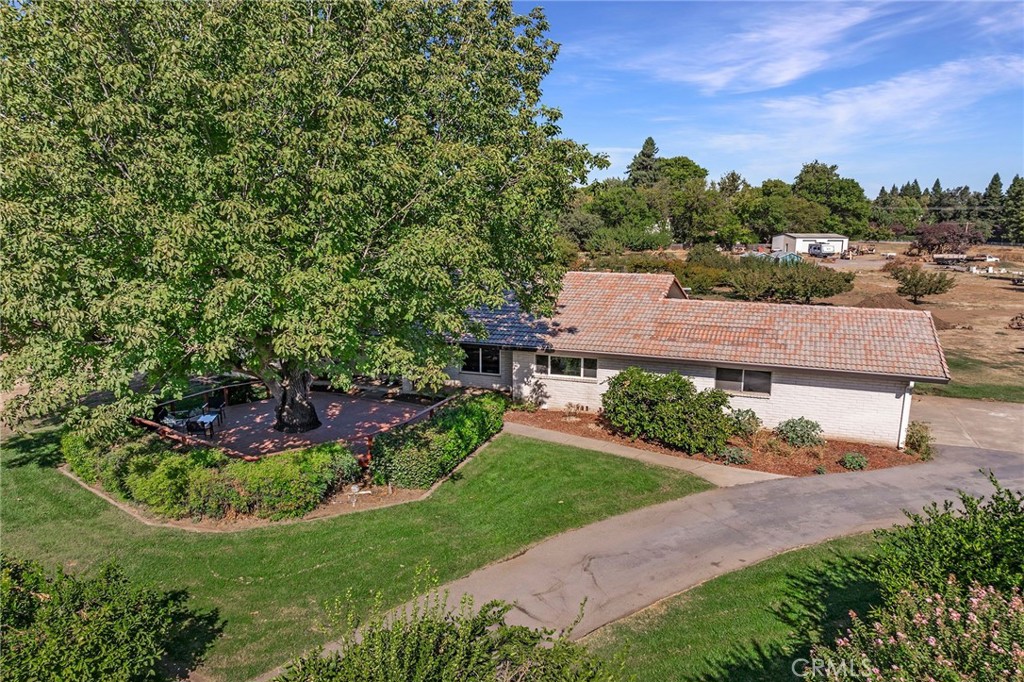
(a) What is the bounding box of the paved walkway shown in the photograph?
[912,395,1024,453]
[503,422,787,487]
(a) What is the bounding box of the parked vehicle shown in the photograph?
[807,243,838,257]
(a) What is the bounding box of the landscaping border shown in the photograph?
[54,430,504,534]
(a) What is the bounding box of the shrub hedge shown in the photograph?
[602,367,733,455]
[61,433,360,520]
[1,556,190,681]
[873,474,1024,598]
[369,392,506,489]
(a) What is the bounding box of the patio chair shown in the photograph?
[186,416,215,438]
[158,408,189,432]
[205,392,226,425]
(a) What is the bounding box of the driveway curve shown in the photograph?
[437,444,1023,640]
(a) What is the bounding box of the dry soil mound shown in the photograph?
[855,292,956,330]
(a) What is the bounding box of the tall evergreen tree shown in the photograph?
[981,173,1005,232]
[1002,175,1024,243]
[627,137,660,188]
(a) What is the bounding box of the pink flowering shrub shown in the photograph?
[813,578,1024,681]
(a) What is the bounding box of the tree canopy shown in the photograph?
[0,0,600,435]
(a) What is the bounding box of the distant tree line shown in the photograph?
[558,137,1024,252]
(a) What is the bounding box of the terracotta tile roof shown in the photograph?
[467,271,950,383]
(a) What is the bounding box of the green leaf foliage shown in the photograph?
[602,367,733,455]
[1,556,194,682]
[813,579,1024,682]
[839,452,868,471]
[584,251,726,295]
[0,0,600,437]
[887,264,956,304]
[873,474,1024,599]
[62,433,360,520]
[728,258,854,303]
[904,420,934,461]
[728,408,762,441]
[370,392,507,488]
[775,417,825,447]
[275,592,621,682]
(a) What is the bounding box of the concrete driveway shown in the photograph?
[912,395,1024,453]
[433,443,1022,641]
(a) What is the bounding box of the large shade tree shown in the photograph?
[0,0,600,435]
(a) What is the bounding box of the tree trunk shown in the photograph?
[271,364,322,433]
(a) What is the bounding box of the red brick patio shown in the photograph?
[210,392,421,457]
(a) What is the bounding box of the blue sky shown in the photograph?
[521,1,1024,194]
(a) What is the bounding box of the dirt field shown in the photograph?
[824,245,1024,401]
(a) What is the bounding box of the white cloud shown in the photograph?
[697,55,1024,177]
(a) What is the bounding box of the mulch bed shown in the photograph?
[505,410,923,477]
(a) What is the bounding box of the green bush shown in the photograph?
[728,258,854,303]
[222,443,354,520]
[686,243,733,270]
[274,593,619,682]
[814,465,827,475]
[839,452,868,470]
[60,432,96,482]
[61,429,359,520]
[775,417,824,447]
[904,420,934,460]
[728,408,762,441]
[1,556,190,681]
[602,367,733,455]
[370,393,507,489]
[813,579,1023,682]
[874,474,1024,598]
[718,446,752,465]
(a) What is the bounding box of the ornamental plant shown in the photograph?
[728,408,762,442]
[602,367,733,455]
[276,594,620,682]
[813,579,1024,682]
[840,452,868,471]
[776,417,825,447]
[874,474,1024,598]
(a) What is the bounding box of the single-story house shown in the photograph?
[420,272,949,448]
[772,233,849,255]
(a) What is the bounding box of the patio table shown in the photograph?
[190,413,218,438]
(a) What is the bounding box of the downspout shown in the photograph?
[897,381,914,449]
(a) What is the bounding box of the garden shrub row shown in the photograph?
[61,433,360,520]
[1,555,194,681]
[369,392,507,488]
[602,367,732,455]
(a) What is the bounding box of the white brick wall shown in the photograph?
[524,353,912,447]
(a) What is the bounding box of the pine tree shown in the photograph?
[1002,175,1024,243]
[627,137,660,188]
[980,173,1004,235]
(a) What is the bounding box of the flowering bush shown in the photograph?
[874,474,1024,598]
[814,578,1024,681]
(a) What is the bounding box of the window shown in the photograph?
[535,354,598,379]
[461,344,501,375]
[715,368,772,395]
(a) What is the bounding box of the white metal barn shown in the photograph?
[771,233,849,254]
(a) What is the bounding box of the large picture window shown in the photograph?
[461,345,501,375]
[715,368,772,395]
[535,354,598,379]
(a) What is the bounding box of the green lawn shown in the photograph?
[915,352,1024,403]
[1,430,710,681]
[585,534,880,682]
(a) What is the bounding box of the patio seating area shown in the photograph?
[183,392,422,457]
